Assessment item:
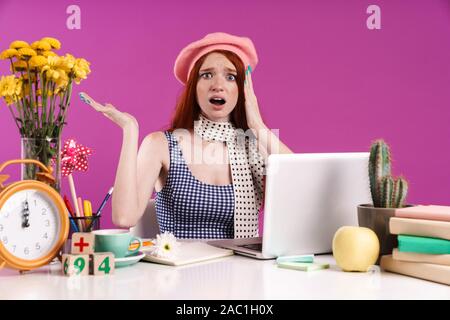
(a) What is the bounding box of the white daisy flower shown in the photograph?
[150,232,180,259]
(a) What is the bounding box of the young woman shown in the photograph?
[82,32,292,239]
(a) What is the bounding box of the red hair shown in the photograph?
[169,50,248,131]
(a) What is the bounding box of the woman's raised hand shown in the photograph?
[243,66,264,131]
[79,92,138,130]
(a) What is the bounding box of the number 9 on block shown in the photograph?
[62,254,89,276]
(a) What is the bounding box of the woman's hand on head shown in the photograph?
[244,67,265,131]
[79,92,138,130]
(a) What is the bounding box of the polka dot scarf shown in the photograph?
[194,114,265,238]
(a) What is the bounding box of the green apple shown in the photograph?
[332,226,380,272]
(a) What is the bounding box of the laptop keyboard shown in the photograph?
[239,243,263,251]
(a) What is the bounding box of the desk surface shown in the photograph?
[0,255,448,299]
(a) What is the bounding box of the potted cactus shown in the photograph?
[357,139,412,256]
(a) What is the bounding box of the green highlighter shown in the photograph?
[277,261,330,272]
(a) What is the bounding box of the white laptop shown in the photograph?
[208,153,372,259]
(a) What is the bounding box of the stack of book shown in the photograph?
[380,205,450,285]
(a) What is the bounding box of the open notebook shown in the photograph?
[141,241,234,266]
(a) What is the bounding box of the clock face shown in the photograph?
[0,188,61,260]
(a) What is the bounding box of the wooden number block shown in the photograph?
[92,252,115,276]
[71,232,95,254]
[62,254,89,276]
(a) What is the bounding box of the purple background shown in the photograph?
[0,0,449,230]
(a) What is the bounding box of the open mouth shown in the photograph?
[209,97,226,106]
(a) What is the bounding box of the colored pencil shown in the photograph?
[77,197,85,231]
[96,187,113,216]
[63,195,75,218]
[68,174,82,231]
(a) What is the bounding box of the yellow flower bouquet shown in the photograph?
[0,37,91,191]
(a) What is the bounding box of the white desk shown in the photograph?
[0,255,448,300]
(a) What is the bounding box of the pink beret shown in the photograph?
[174,32,258,85]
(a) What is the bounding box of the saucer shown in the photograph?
[115,251,145,268]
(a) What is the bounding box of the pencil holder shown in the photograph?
[69,214,101,237]
[62,215,101,255]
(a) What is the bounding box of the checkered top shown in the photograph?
[155,131,234,239]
